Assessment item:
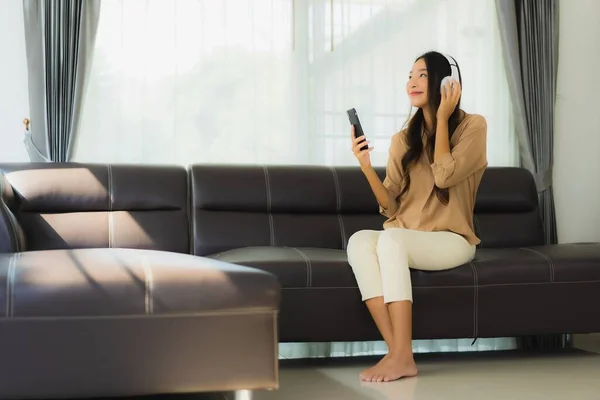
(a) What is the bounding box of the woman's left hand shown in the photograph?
[437,79,462,121]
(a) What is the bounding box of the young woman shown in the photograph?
[347,51,487,383]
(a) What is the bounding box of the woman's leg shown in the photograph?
[369,228,475,382]
[347,230,395,378]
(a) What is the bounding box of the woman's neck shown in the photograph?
[422,107,435,134]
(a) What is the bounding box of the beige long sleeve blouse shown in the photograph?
[380,112,487,245]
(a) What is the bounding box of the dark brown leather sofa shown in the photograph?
[0,164,279,400]
[189,164,600,342]
[1,162,600,398]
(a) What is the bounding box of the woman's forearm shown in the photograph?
[434,119,451,162]
[362,166,390,209]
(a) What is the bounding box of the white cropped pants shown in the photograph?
[347,228,476,303]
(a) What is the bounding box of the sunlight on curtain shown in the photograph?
[75,0,518,356]
[75,0,517,167]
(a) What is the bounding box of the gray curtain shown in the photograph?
[22,0,101,162]
[496,0,563,351]
[495,0,559,245]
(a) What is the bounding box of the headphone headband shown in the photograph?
[441,53,460,82]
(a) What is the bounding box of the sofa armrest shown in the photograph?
[0,174,25,253]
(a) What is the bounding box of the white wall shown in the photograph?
[554,0,600,243]
[0,1,30,162]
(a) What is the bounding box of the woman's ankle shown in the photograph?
[387,347,414,360]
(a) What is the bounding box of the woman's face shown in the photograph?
[406,58,428,108]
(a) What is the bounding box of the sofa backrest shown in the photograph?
[0,163,190,254]
[0,163,544,255]
[472,167,544,248]
[0,173,26,253]
[190,165,544,255]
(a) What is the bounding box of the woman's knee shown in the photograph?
[347,230,379,261]
[348,229,379,249]
[376,228,407,252]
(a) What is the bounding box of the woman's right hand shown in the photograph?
[351,126,373,169]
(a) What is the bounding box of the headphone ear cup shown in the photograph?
[440,76,453,92]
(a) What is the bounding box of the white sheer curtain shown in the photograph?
[75,0,518,357]
[75,0,517,167]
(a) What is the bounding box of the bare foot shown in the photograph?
[359,354,390,382]
[364,354,418,383]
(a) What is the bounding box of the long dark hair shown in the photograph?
[399,51,463,205]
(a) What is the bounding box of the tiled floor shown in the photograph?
[222,334,600,400]
[120,336,600,400]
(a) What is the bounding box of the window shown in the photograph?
[75,0,517,168]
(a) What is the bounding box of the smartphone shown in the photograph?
[346,108,368,151]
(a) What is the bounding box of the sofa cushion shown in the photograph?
[191,165,545,256]
[0,174,26,253]
[0,163,190,253]
[212,245,481,289]
[517,243,600,282]
[476,243,600,337]
[209,244,600,290]
[210,246,356,288]
[0,248,279,398]
[0,248,279,317]
[211,243,600,341]
[473,247,552,285]
[190,165,388,256]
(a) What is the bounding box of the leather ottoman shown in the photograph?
[0,248,280,399]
